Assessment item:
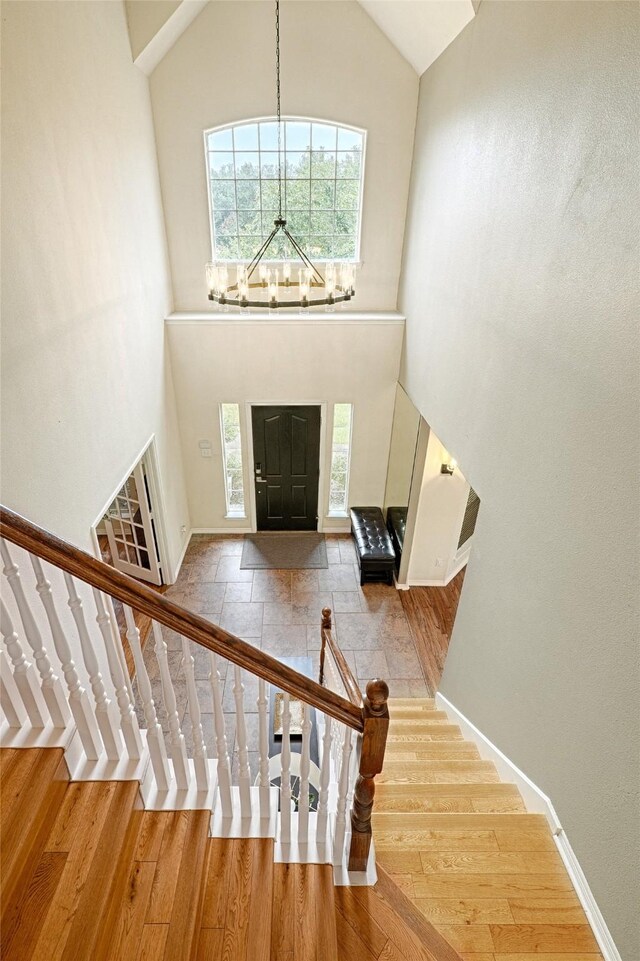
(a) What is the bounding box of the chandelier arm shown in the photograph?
[245,224,281,281]
[282,228,325,285]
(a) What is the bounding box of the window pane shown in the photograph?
[261,210,279,234]
[216,235,239,259]
[337,127,362,151]
[285,121,311,151]
[312,123,337,149]
[333,234,356,258]
[310,210,333,235]
[311,181,334,210]
[237,210,261,235]
[287,211,310,235]
[211,181,236,209]
[233,123,258,150]
[285,180,310,210]
[235,153,260,178]
[260,152,281,178]
[236,181,260,208]
[261,180,280,209]
[335,211,357,235]
[337,151,361,179]
[221,404,245,515]
[259,122,279,150]
[214,210,238,236]
[307,236,332,259]
[239,237,258,259]
[311,151,336,178]
[210,153,235,178]
[286,152,311,178]
[208,128,233,151]
[335,180,358,210]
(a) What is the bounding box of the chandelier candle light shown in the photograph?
[205,0,358,311]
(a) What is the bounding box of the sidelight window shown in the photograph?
[328,403,353,515]
[220,403,245,516]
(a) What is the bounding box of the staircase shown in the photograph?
[373,698,603,959]
[1,747,461,961]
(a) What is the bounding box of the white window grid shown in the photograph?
[204,117,366,263]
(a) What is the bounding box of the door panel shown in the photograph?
[252,406,321,531]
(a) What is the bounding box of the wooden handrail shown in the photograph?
[0,506,364,733]
[319,608,362,708]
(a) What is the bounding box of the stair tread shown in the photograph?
[27,779,138,961]
[271,862,338,961]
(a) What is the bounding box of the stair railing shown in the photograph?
[0,505,388,875]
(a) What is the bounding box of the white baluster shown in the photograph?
[257,677,270,819]
[30,555,102,757]
[181,638,209,791]
[298,703,311,844]
[1,540,70,727]
[316,713,332,840]
[0,648,28,727]
[209,652,232,817]
[233,665,252,817]
[333,725,354,866]
[153,622,189,791]
[0,597,47,727]
[93,589,142,759]
[279,692,292,843]
[124,605,170,791]
[64,574,121,761]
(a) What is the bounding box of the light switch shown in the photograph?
[200,449,212,458]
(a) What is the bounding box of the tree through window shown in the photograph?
[205,119,365,262]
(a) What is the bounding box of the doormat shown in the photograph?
[240,533,328,570]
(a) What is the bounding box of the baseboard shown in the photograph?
[191,527,253,534]
[406,577,448,587]
[170,530,192,583]
[436,692,622,961]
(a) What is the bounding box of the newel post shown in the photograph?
[348,678,389,872]
[319,607,332,685]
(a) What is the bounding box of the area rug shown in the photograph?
[240,533,328,570]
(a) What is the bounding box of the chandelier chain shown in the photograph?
[275,0,283,217]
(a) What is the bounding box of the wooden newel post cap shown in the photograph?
[365,678,389,715]
[321,607,332,629]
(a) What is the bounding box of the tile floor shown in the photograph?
[138,533,430,768]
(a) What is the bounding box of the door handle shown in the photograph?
[255,478,267,484]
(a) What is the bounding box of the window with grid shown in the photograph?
[220,404,245,516]
[205,118,365,262]
[329,403,353,515]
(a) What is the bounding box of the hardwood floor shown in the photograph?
[374,698,603,961]
[399,570,465,694]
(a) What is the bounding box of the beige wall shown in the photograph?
[166,317,404,530]
[399,2,639,954]
[1,0,190,575]
[149,0,418,311]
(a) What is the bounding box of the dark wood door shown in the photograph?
[251,406,321,531]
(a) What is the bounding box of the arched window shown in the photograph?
[204,118,365,263]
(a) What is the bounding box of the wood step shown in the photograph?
[0,748,68,940]
[387,698,436,711]
[271,862,337,961]
[18,779,139,961]
[388,714,450,727]
[335,861,462,961]
[387,725,463,741]
[384,743,480,760]
[104,809,211,961]
[194,837,273,961]
[374,782,526,814]
[377,760,499,785]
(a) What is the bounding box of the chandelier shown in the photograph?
[205,1,357,311]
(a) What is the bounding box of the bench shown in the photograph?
[350,507,396,586]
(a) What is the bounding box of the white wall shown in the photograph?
[1,0,190,577]
[406,428,469,585]
[166,316,404,530]
[148,0,418,311]
[398,2,640,955]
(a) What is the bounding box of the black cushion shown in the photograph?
[350,507,395,562]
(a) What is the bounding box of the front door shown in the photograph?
[251,406,321,531]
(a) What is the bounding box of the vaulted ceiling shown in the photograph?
[125,0,475,77]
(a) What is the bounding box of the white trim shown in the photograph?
[165,310,405,325]
[191,527,253,535]
[173,529,192,577]
[405,577,448,587]
[435,692,622,961]
[133,0,208,76]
